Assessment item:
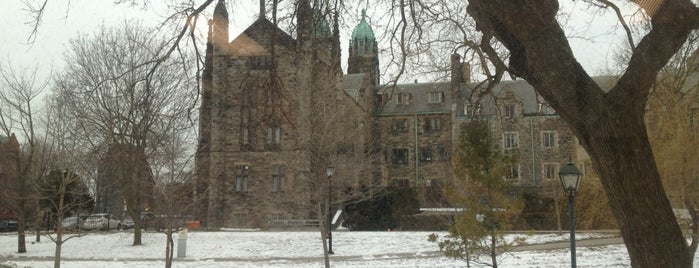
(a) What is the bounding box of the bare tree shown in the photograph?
[0,62,50,253]
[53,21,197,246]
[149,127,198,268]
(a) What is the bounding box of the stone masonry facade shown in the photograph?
[196,0,587,228]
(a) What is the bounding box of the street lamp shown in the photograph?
[326,166,334,255]
[559,161,582,268]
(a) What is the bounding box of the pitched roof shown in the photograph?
[241,18,296,50]
[377,82,452,115]
[229,33,268,56]
[369,75,620,116]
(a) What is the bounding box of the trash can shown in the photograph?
[177,230,187,258]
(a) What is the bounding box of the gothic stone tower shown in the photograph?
[197,0,343,228]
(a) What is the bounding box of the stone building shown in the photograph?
[196,0,589,228]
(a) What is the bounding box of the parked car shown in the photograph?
[0,218,18,232]
[122,212,158,230]
[61,216,84,230]
[82,213,122,231]
[122,216,135,230]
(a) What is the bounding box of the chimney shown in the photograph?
[462,62,471,83]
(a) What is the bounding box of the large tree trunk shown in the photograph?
[586,110,691,267]
[467,0,699,266]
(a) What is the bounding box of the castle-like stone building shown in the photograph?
[196,0,591,228]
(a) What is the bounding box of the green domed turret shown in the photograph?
[313,13,331,37]
[351,9,375,56]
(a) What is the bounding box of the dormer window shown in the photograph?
[396,93,411,105]
[428,91,443,103]
[465,104,481,116]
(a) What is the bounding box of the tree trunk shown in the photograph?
[318,203,330,268]
[54,232,62,268]
[165,229,173,268]
[584,112,691,267]
[17,217,26,253]
[134,220,143,246]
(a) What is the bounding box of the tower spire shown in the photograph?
[212,0,229,48]
[259,0,265,19]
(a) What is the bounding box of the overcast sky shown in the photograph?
[0,1,635,85]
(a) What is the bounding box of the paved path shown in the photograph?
[514,237,624,251]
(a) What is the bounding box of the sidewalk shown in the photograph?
[514,237,624,251]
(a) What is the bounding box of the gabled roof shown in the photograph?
[229,33,268,56]
[240,18,296,50]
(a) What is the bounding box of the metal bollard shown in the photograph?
[177,229,187,258]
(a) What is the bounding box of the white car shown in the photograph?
[82,214,122,231]
[61,216,87,230]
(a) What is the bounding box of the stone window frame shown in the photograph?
[396,93,411,105]
[420,147,432,162]
[391,148,409,165]
[428,91,444,103]
[424,118,442,132]
[506,163,520,181]
[504,104,516,118]
[541,131,557,148]
[465,103,482,116]
[503,131,519,149]
[235,165,249,192]
[271,164,286,193]
[266,124,282,148]
[391,118,409,133]
[542,162,559,181]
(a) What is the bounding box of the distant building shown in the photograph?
[196,0,592,229]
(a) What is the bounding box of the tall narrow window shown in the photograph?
[507,164,520,180]
[266,125,282,145]
[391,119,409,133]
[420,147,432,162]
[242,128,250,145]
[272,165,286,193]
[236,165,249,192]
[542,131,557,148]
[396,93,411,104]
[391,148,409,165]
[424,118,442,132]
[504,132,519,149]
[504,104,515,118]
[543,163,558,181]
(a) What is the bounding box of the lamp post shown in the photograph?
[326,166,334,255]
[559,161,582,268]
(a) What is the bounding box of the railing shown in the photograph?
[268,219,319,228]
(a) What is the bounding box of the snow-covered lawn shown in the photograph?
[0,230,675,267]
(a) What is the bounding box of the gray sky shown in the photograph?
[0,1,633,84]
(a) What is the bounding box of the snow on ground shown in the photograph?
[0,230,675,267]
